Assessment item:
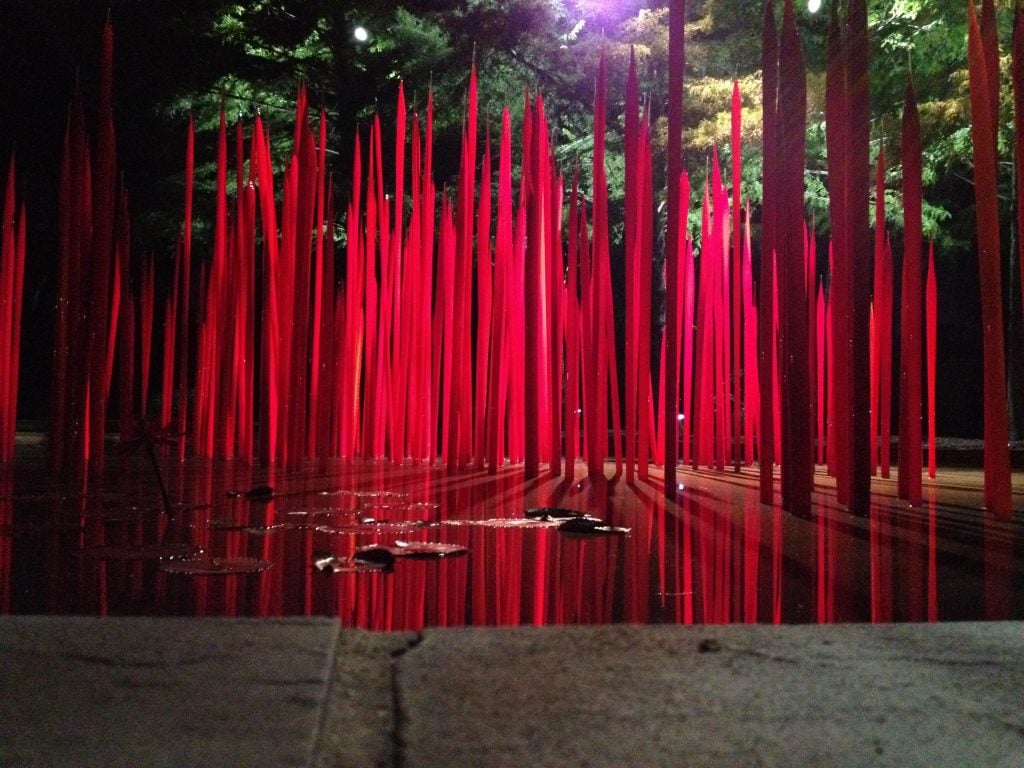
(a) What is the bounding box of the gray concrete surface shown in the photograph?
[1,618,1022,767]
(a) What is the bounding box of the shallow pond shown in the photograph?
[1,456,1021,628]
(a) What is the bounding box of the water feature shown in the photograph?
[2,454,1019,628]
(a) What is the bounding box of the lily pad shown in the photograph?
[241,522,296,535]
[313,551,392,574]
[442,518,559,528]
[391,540,469,558]
[525,507,586,521]
[160,556,273,575]
[557,517,630,535]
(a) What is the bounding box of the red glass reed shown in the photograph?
[742,200,759,465]
[664,0,685,497]
[926,241,937,479]
[778,0,811,516]
[897,82,923,506]
[731,80,743,467]
[967,0,1013,516]
[758,0,778,503]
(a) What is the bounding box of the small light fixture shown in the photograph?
[354,26,369,42]
[807,0,822,13]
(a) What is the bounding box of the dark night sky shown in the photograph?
[0,2,227,418]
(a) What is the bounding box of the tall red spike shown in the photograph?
[589,55,610,476]
[474,131,493,469]
[665,0,686,496]
[742,200,759,465]
[778,0,811,516]
[898,82,923,506]
[926,241,938,479]
[847,0,873,513]
[730,79,743,467]
[967,0,1013,516]
[87,18,118,469]
[872,150,886,475]
[758,0,778,504]
[564,164,581,476]
[625,48,639,483]
[177,114,194,462]
[524,90,544,477]
[826,3,851,505]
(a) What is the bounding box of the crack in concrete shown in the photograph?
[307,621,342,768]
[389,633,425,768]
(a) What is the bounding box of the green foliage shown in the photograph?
[121,0,1021,274]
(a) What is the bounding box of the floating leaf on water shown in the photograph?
[160,557,273,575]
[442,518,559,528]
[557,517,630,536]
[242,522,295,535]
[199,518,251,531]
[83,544,204,561]
[359,516,429,529]
[314,519,427,535]
[313,551,392,574]
[285,507,357,517]
[391,540,469,558]
[320,489,408,500]
[313,523,364,534]
[525,507,586,521]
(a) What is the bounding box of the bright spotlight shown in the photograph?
[807,0,822,12]
[353,26,369,42]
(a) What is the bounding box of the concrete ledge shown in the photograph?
[0,617,342,768]
[1,618,1022,767]
[401,623,1024,767]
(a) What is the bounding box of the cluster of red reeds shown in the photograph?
[51,21,125,472]
[32,3,1024,519]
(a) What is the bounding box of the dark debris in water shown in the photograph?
[353,546,397,568]
[160,556,273,575]
[226,485,275,502]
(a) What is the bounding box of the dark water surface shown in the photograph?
[1,456,1021,628]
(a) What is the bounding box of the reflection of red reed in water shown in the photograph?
[4,458,1015,627]
[0,160,25,464]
